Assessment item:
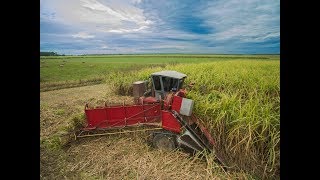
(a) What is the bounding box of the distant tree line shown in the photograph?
[40,51,65,56]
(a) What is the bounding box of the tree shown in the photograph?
[40,51,59,56]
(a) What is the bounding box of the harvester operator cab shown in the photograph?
[150,70,187,100]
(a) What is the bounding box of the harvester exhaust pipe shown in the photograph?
[133,81,147,103]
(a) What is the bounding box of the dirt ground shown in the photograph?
[40,84,251,179]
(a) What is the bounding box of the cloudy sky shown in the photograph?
[40,0,280,55]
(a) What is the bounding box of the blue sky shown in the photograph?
[40,0,280,55]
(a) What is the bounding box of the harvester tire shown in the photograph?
[152,133,176,150]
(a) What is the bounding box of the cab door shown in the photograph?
[151,75,164,100]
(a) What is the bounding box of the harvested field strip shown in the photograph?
[40,77,104,92]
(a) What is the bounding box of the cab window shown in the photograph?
[152,76,161,90]
[162,77,179,92]
[178,79,184,89]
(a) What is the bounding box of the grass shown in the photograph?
[40,54,279,179]
[103,60,280,178]
[40,54,278,82]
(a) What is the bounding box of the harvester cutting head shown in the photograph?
[79,70,226,167]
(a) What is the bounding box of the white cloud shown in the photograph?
[130,0,142,4]
[152,45,186,50]
[41,0,152,34]
[101,45,109,49]
[72,32,95,39]
[41,0,279,54]
[107,25,148,33]
[201,0,279,42]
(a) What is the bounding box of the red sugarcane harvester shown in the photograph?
[77,71,225,166]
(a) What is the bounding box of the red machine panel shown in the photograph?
[143,104,161,121]
[84,103,161,130]
[143,96,158,104]
[125,105,144,125]
[171,96,183,113]
[161,110,181,133]
[85,108,108,129]
[106,106,126,127]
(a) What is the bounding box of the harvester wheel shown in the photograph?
[152,133,176,150]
